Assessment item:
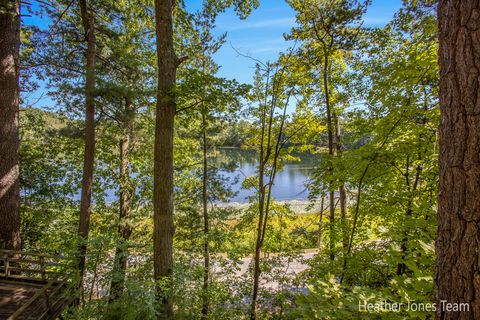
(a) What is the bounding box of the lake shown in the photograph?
[215,148,318,203]
[99,148,318,204]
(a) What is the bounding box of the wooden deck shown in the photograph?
[0,250,72,320]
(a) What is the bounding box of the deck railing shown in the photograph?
[0,249,69,282]
[0,250,73,320]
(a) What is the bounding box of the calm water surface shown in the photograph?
[216,148,318,203]
[99,148,318,204]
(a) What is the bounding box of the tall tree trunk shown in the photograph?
[333,111,347,251]
[201,111,210,320]
[110,99,134,301]
[397,156,422,276]
[77,0,96,294]
[436,1,480,319]
[251,140,265,320]
[338,185,347,250]
[396,155,411,277]
[323,52,336,261]
[250,81,288,319]
[317,196,325,248]
[0,0,21,251]
[153,0,178,317]
[250,89,268,320]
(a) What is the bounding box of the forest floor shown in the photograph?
[212,250,317,291]
[86,249,318,298]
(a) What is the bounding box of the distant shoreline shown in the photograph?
[215,199,321,214]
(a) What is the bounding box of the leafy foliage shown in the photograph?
[16,0,440,319]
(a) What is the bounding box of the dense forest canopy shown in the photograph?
[0,0,478,319]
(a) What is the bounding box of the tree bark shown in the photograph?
[317,196,325,248]
[436,1,480,319]
[153,0,177,318]
[250,127,265,320]
[250,75,289,319]
[397,156,422,276]
[0,0,21,251]
[77,0,96,295]
[333,111,348,252]
[322,52,336,261]
[250,76,269,320]
[201,111,210,320]
[110,99,134,301]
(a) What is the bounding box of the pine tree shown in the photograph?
[0,0,21,251]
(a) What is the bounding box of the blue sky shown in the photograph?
[24,0,403,109]
[200,0,403,84]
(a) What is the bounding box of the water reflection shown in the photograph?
[100,148,318,204]
[215,148,317,203]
